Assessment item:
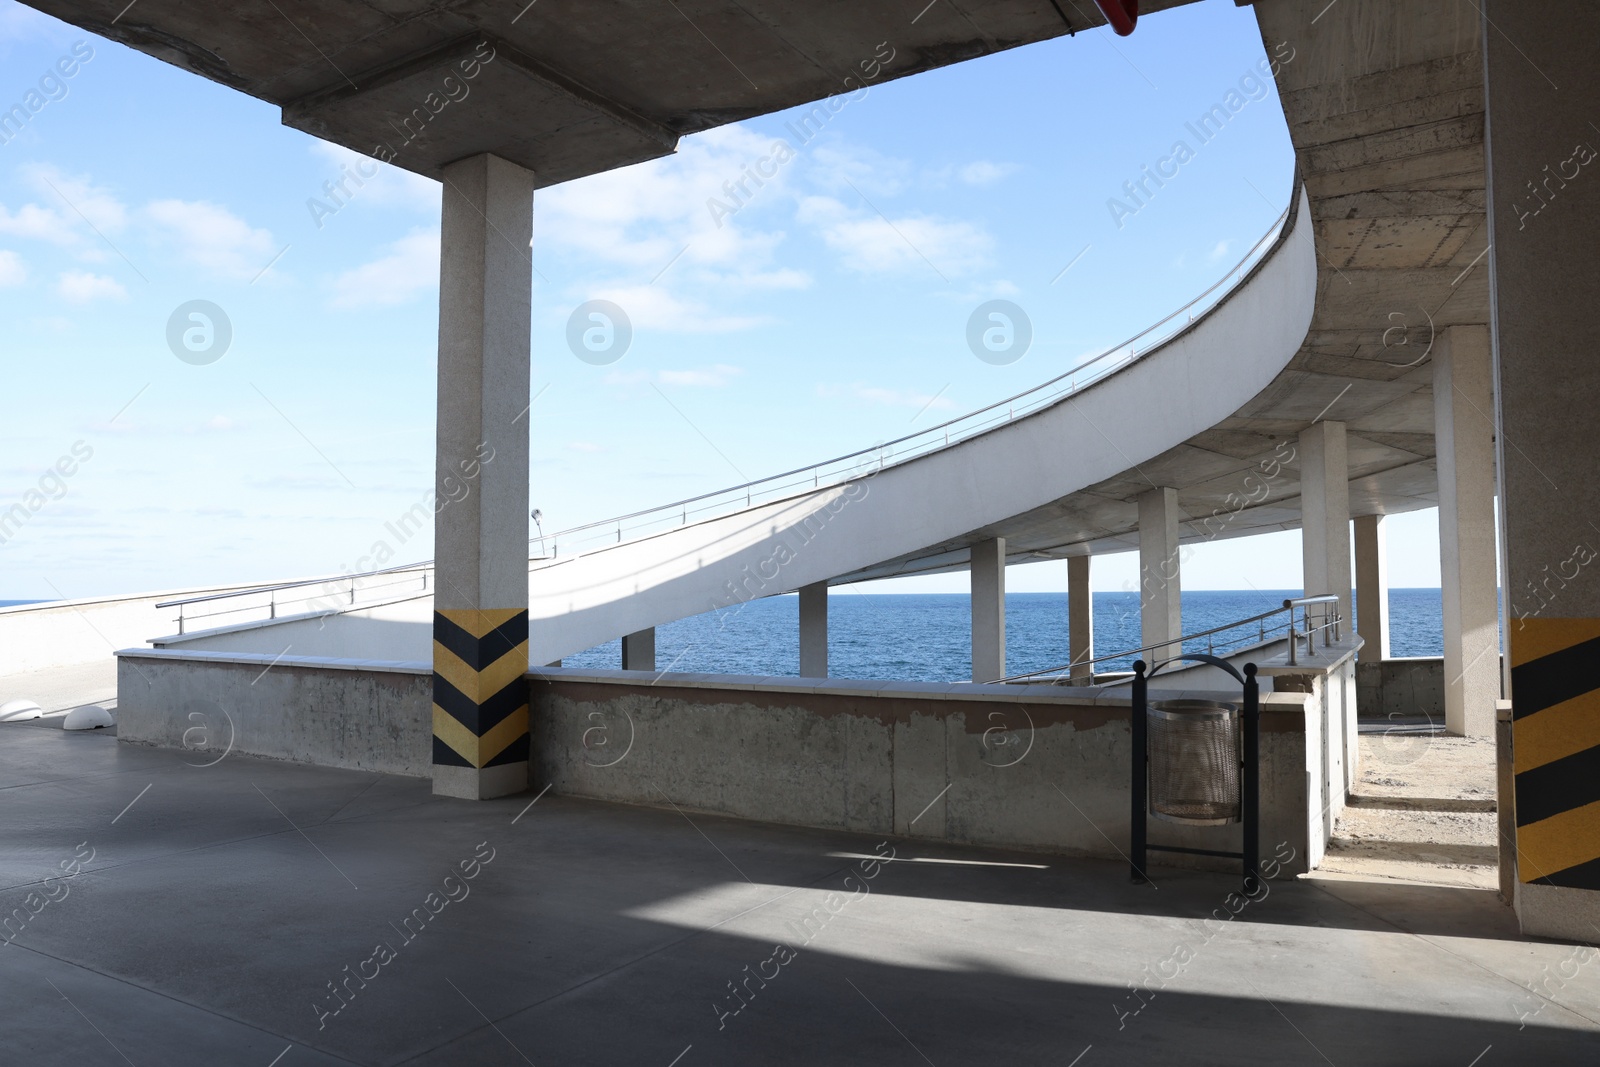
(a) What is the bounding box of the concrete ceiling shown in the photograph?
[25,0,1197,185]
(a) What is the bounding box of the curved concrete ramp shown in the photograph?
[166,185,1316,666]
[531,188,1315,661]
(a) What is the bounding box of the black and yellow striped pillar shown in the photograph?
[430,152,534,800]
[1483,1,1600,937]
[433,608,530,781]
[1511,620,1600,891]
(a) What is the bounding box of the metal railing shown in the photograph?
[156,563,432,635]
[993,593,1345,686]
[148,192,1297,639]
[1283,594,1342,666]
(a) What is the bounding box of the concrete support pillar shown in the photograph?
[1484,1,1600,936]
[1435,325,1500,737]
[1353,514,1390,663]
[1138,488,1182,663]
[1298,421,1352,630]
[971,537,1005,682]
[621,629,656,672]
[799,582,828,678]
[1068,555,1094,684]
[431,154,535,801]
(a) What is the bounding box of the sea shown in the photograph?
[562,588,1445,681]
[2,589,1444,681]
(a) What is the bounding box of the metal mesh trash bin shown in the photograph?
[1147,699,1240,825]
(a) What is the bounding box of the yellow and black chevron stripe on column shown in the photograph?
[432,608,530,769]
[1511,618,1600,890]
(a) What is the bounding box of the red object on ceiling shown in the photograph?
[1094,0,1139,36]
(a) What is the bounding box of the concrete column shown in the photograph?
[799,582,828,678]
[1435,325,1500,737]
[971,537,1005,682]
[431,154,534,801]
[1484,1,1600,937]
[1138,488,1182,663]
[1068,555,1094,684]
[1298,421,1352,631]
[621,629,656,672]
[1353,514,1390,663]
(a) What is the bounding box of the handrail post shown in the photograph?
[1286,610,1298,667]
[1130,660,1149,884]
[1243,663,1261,895]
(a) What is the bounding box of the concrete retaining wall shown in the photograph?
[117,651,432,776]
[1356,657,1444,719]
[530,671,1322,876]
[114,651,1348,877]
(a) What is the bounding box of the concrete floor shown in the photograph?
[3,726,1598,1067]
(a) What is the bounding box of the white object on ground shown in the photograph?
[0,698,44,722]
[62,704,114,730]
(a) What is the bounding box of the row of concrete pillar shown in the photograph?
[936,324,1496,741]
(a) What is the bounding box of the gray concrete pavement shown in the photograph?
[2,725,1597,1066]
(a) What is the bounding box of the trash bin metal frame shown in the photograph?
[1129,655,1261,894]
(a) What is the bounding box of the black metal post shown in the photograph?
[1242,662,1261,895]
[1130,659,1148,883]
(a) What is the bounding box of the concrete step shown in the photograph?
[1347,791,1496,814]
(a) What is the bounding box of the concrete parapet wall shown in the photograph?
[113,651,1342,877]
[1356,657,1445,720]
[530,670,1322,877]
[117,650,432,776]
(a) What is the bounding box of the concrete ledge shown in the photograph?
[118,647,431,674]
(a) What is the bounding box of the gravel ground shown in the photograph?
[1317,732,1501,889]
[1357,730,1496,802]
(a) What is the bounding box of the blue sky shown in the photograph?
[0,0,1442,601]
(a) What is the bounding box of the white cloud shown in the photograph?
[309,142,439,213]
[0,168,129,254]
[958,161,1019,185]
[329,228,439,308]
[0,201,71,244]
[27,166,128,233]
[56,271,125,303]
[146,198,276,279]
[603,363,745,388]
[537,125,796,273]
[0,165,129,249]
[816,382,955,411]
[808,145,909,198]
[659,364,743,387]
[796,195,991,276]
[0,250,24,285]
[1209,239,1233,262]
[582,284,765,333]
[567,441,606,453]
